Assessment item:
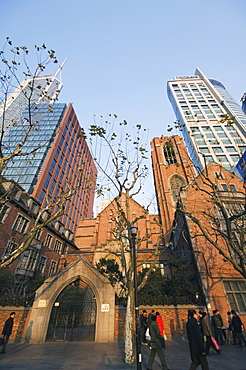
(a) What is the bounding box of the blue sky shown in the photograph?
[1,0,246,210]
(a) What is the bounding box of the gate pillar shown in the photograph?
[28,256,115,343]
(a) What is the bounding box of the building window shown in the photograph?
[50,159,56,172]
[18,249,39,271]
[39,190,46,203]
[141,263,151,270]
[223,280,246,313]
[0,203,10,223]
[48,260,58,277]
[215,172,224,180]
[221,184,228,191]
[44,234,53,248]
[12,214,29,234]
[44,173,52,189]
[163,142,177,165]
[54,240,63,254]
[2,240,18,257]
[38,255,47,274]
[35,228,42,240]
[229,184,237,192]
[170,174,186,202]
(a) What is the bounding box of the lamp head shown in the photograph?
[130,225,138,237]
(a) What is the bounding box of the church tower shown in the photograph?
[151,135,196,234]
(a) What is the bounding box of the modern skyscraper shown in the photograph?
[167,68,246,171]
[0,60,66,135]
[2,102,97,233]
[242,93,246,115]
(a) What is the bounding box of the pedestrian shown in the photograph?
[201,312,219,355]
[198,311,204,345]
[186,309,209,370]
[146,315,169,370]
[0,312,15,354]
[231,310,246,347]
[156,311,165,348]
[226,311,233,344]
[147,309,155,328]
[211,309,224,346]
[140,309,148,345]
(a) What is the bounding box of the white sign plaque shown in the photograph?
[101,304,110,312]
[38,300,47,307]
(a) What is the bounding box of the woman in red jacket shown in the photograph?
[156,312,164,335]
[156,311,165,348]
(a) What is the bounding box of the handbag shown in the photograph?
[0,337,4,346]
[145,328,151,342]
[211,336,220,351]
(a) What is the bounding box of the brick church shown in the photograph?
[151,134,246,327]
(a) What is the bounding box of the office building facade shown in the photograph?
[2,103,97,233]
[0,62,65,135]
[167,68,246,171]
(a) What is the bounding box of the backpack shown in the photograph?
[213,315,222,329]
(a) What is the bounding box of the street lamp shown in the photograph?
[129,225,142,370]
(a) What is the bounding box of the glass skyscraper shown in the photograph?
[0,62,65,136]
[2,103,97,233]
[167,68,246,171]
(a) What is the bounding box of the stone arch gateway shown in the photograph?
[28,256,115,343]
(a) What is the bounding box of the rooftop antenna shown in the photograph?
[54,58,68,81]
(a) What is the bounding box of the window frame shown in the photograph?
[12,214,30,234]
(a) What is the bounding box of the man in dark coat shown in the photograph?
[147,315,169,370]
[0,312,15,354]
[147,309,155,328]
[140,309,148,345]
[186,309,209,370]
[231,310,246,347]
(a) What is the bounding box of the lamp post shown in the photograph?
[129,225,142,370]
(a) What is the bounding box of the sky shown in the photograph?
[1,0,246,212]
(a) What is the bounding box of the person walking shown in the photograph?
[140,309,148,345]
[226,311,234,344]
[201,312,212,355]
[146,315,169,370]
[156,311,165,348]
[186,309,209,370]
[147,309,155,328]
[231,310,246,347]
[0,312,15,354]
[211,309,224,346]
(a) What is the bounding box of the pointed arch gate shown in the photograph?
[46,278,96,341]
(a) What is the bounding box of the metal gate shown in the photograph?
[46,279,96,341]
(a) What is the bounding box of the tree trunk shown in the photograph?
[124,292,135,364]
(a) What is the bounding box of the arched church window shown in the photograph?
[163,141,177,165]
[169,175,186,202]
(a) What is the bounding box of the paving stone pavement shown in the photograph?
[0,339,245,370]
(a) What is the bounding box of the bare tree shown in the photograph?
[178,163,246,279]
[0,177,83,270]
[0,38,82,269]
[87,115,161,364]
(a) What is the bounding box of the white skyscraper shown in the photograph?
[167,68,246,171]
[0,59,66,134]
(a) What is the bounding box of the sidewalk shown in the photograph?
[0,339,245,370]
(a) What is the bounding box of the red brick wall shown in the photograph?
[0,307,31,343]
[1,305,205,342]
[115,305,204,339]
